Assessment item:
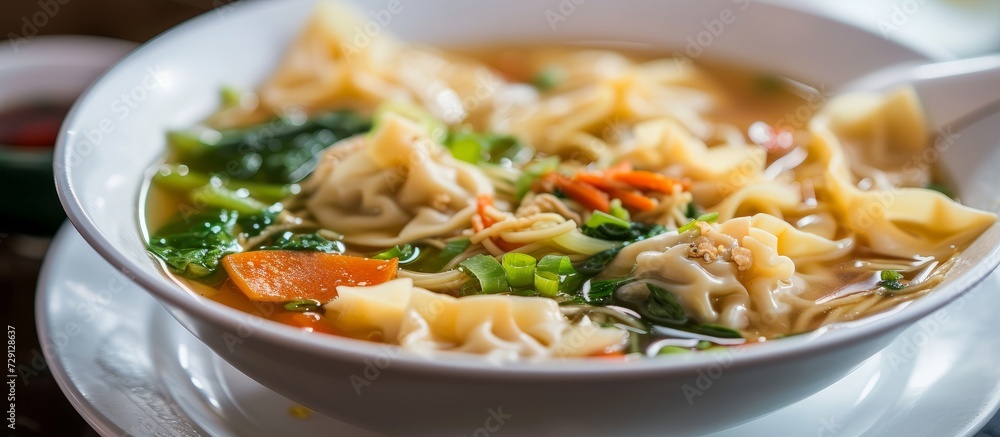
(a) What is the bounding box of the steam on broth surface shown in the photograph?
[142,2,995,360]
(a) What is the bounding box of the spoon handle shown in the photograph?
[840,54,1000,132]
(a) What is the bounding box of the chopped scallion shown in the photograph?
[373,244,418,264]
[531,67,563,91]
[536,254,581,293]
[534,271,560,297]
[284,299,321,312]
[459,254,509,294]
[585,210,631,230]
[677,212,720,234]
[878,270,906,292]
[501,253,536,288]
[610,198,630,222]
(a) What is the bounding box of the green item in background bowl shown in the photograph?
[0,35,137,236]
[0,103,71,236]
[0,145,64,235]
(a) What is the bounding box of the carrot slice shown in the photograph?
[591,351,628,361]
[613,171,690,193]
[573,172,621,191]
[221,251,398,303]
[606,188,656,212]
[605,160,634,176]
[549,173,610,213]
[477,193,497,229]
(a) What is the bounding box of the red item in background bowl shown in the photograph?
[0,103,69,148]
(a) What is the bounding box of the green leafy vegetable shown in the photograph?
[531,67,563,91]
[235,206,282,238]
[682,324,743,339]
[284,299,321,312]
[677,212,719,234]
[611,282,745,340]
[154,164,296,203]
[418,238,471,273]
[878,270,906,292]
[260,232,345,253]
[459,254,509,294]
[373,244,418,264]
[168,110,370,185]
[147,209,242,278]
[684,202,700,220]
[446,131,526,165]
[574,223,667,277]
[191,184,270,214]
[925,182,953,199]
[644,284,687,324]
[582,277,636,305]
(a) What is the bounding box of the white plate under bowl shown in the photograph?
[37,226,1000,436]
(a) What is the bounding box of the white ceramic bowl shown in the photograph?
[54,1,1000,435]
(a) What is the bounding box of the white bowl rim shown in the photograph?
[54,0,1000,379]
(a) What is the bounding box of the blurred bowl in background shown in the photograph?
[0,35,134,235]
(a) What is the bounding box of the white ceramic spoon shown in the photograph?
[839,54,1000,132]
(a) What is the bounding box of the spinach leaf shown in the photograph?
[260,232,344,253]
[582,277,636,305]
[574,223,667,277]
[236,206,282,238]
[643,284,687,324]
[372,244,419,263]
[168,110,370,184]
[147,209,242,278]
[423,238,470,273]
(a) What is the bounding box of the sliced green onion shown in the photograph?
[657,346,691,355]
[447,134,482,164]
[536,254,581,293]
[881,270,903,281]
[534,271,560,297]
[284,299,321,312]
[190,184,269,214]
[677,212,720,234]
[878,270,906,292]
[502,253,536,288]
[372,244,418,263]
[532,67,563,91]
[459,254,509,294]
[609,199,630,222]
[585,210,631,230]
[221,85,243,108]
